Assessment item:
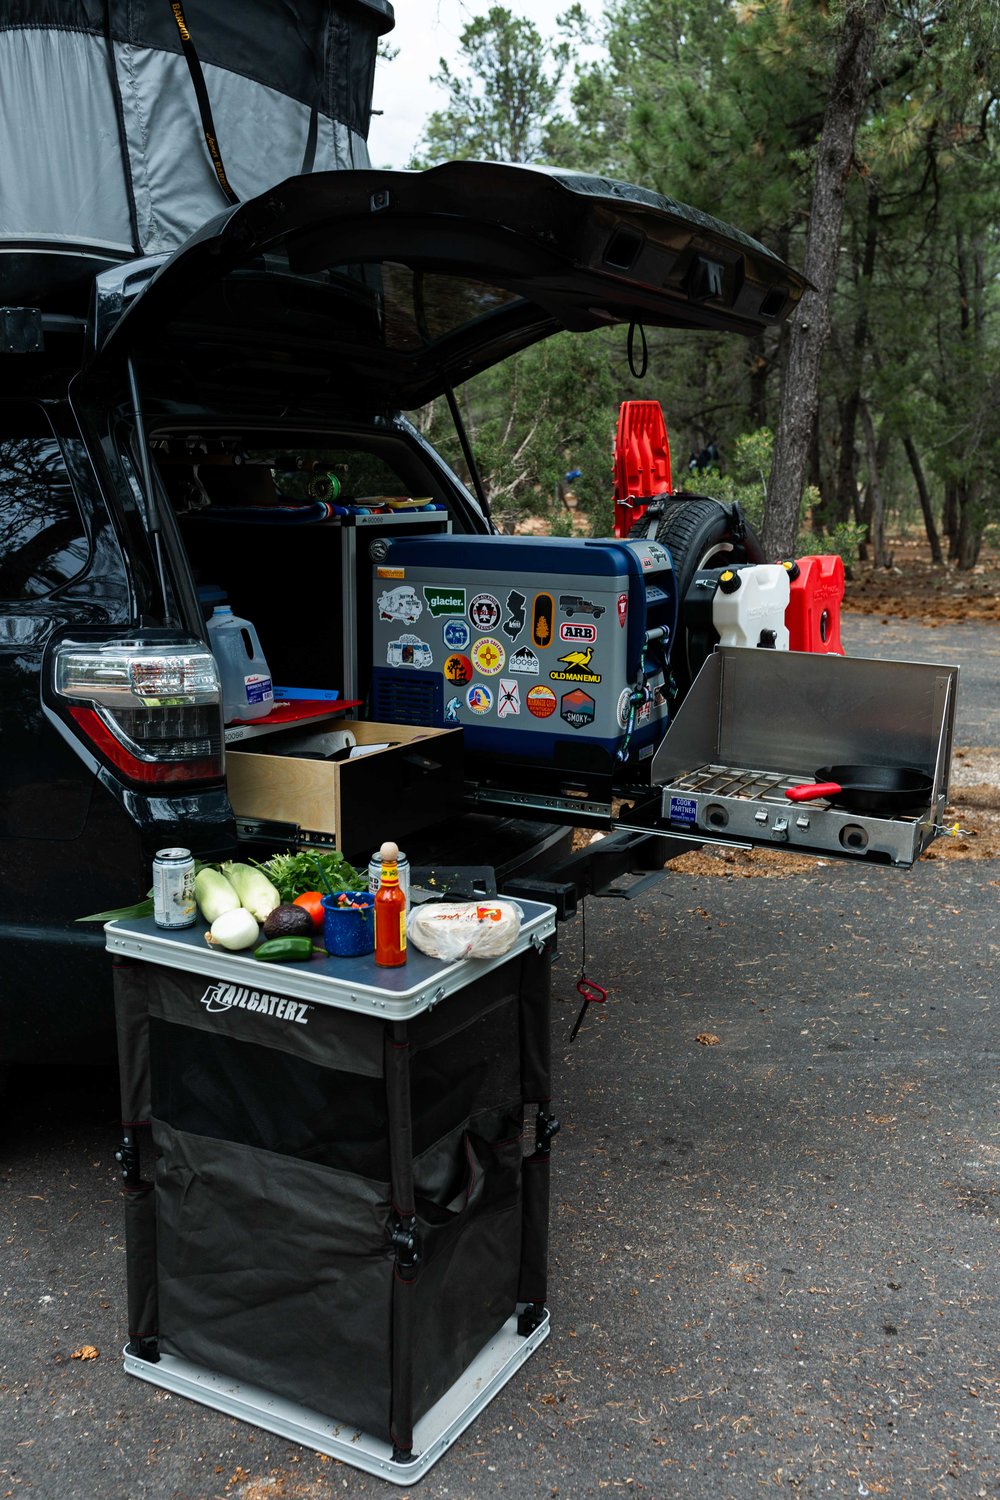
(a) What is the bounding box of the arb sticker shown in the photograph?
[559,621,597,643]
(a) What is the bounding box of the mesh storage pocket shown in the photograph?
[153,1121,395,1435]
[406,1115,525,1422]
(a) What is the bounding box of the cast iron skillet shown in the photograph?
[785,764,933,813]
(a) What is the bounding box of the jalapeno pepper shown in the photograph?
[253,937,325,963]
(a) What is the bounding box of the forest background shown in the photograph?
[389,1,999,572]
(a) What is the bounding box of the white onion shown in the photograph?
[204,908,260,951]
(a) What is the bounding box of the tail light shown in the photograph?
[48,636,224,785]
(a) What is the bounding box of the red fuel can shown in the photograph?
[786,554,845,655]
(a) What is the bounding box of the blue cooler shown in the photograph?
[370,535,678,803]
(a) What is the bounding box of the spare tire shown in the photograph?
[653,496,766,700]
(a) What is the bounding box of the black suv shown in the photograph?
[0,161,802,1064]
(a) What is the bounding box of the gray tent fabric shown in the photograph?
[0,0,393,259]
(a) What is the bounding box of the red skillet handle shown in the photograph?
[786,781,843,803]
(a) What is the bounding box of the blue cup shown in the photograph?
[322,890,375,957]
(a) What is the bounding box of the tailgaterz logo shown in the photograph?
[199,982,311,1025]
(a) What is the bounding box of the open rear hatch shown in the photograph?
[75,160,807,418]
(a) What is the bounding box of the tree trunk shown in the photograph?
[859,400,891,567]
[833,190,880,532]
[763,0,887,559]
[901,434,943,564]
[956,479,984,569]
[943,481,959,561]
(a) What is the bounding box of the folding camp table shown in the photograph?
[106,900,557,1485]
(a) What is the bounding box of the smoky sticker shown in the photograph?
[560,689,596,729]
[617,592,628,627]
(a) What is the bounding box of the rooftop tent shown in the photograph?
[0,0,394,310]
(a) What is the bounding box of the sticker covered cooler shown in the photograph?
[369,535,678,808]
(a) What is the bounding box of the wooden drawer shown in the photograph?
[226,720,463,859]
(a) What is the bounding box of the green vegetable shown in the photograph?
[252,849,364,905]
[221,861,281,922]
[253,936,324,963]
[195,867,241,923]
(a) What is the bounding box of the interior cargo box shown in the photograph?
[226,720,463,859]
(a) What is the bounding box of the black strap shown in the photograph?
[167,0,240,205]
[104,0,141,251]
[627,320,648,379]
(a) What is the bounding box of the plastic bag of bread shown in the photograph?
[407,900,523,960]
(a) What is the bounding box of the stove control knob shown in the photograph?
[771,817,789,841]
[795,815,811,829]
[754,808,769,824]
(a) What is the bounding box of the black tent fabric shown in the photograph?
[0,0,393,293]
[113,938,552,1456]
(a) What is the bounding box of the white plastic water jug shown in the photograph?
[712,563,790,650]
[206,606,274,723]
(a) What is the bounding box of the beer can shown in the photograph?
[153,847,197,929]
[368,849,410,904]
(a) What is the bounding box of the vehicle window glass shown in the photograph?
[256,252,524,352]
[160,445,413,510]
[0,415,88,599]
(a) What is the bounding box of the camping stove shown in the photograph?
[658,761,936,865]
[651,647,958,868]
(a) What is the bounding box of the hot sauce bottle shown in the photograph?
[374,840,407,967]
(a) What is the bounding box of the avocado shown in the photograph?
[262,903,314,941]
